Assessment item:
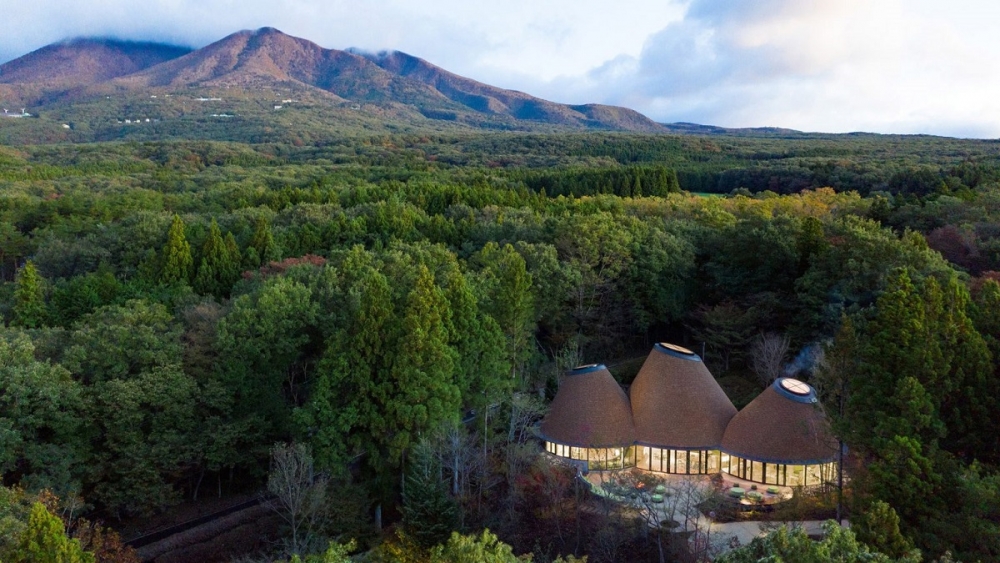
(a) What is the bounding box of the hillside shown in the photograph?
[0,27,667,141]
[0,38,191,86]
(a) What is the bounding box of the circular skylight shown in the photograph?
[659,343,695,355]
[780,378,812,396]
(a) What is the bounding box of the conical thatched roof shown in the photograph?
[628,343,738,449]
[539,364,635,447]
[721,378,837,464]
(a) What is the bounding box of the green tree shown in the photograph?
[386,265,460,462]
[247,215,280,268]
[13,503,94,563]
[194,219,240,297]
[217,276,317,442]
[62,300,182,384]
[0,332,86,495]
[13,260,47,328]
[402,442,459,549]
[160,215,193,285]
[714,521,917,563]
[854,501,918,560]
[86,365,199,516]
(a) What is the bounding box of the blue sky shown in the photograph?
[2,0,998,137]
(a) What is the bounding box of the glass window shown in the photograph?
[721,453,731,474]
[688,451,700,474]
[788,464,804,486]
[708,450,719,473]
[765,463,779,485]
[651,447,664,473]
[751,460,763,483]
[806,464,821,486]
[674,450,686,474]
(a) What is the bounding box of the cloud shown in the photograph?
[544,0,1000,137]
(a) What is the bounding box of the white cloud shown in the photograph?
[1,0,999,136]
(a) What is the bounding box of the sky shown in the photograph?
[1,0,999,138]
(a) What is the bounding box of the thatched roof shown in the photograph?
[721,378,837,464]
[628,343,737,449]
[539,364,636,448]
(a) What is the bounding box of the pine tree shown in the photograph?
[160,215,193,285]
[402,442,459,548]
[13,260,47,328]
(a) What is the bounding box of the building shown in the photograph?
[630,343,737,475]
[540,343,838,487]
[720,377,838,487]
[539,364,636,471]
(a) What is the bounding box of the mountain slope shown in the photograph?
[0,27,668,135]
[0,38,191,86]
[365,50,665,132]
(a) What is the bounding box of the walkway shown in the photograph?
[581,469,847,559]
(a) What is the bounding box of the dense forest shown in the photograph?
[2,132,1000,562]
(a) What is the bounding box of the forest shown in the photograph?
[2,132,1000,562]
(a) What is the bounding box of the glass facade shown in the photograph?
[636,446,720,475]
[545,441,836,486]
[720,452,836,486]
[545,442,636,470]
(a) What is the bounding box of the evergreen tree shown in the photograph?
[387,265,460,461]
[247,215,280,268]
[13,260,47,328]
[160,215,193,285]
[402,442,459,548]
[14,503,94,563]
[194,219,239,297]
[854,501,918,560]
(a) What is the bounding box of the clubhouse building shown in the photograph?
[540,343,838,487]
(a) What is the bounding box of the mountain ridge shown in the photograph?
[0,28,666,133]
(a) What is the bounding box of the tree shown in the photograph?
[217,276,317,442]
[429,530,526,563]
[194,219,240,297]
[13,502,94,563]
[160,215,193,285]
[402,442,459,549]
[0,332,86,495]
[86,365,200,516]
[854,501,918,560]
[13,260,47,328]
[62,299,183,384]
[714,521,918,563]
[266,442,327,556]
[749,332,790,387]
[247,215,281,268]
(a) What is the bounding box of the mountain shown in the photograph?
[0,38,191,86]
[363,50,664,132]
[0,27,668,139]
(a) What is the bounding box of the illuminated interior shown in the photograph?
[636,446,720,474]
[545,442,636,470]
[719,452,836,486]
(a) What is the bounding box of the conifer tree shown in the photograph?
[15,502,93,563]
[402,442,459,548]
[13,260,47,328]
[247,215,280,268]
[194,220,239,297]
[160,215,192,285]
[223,232,242,285]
